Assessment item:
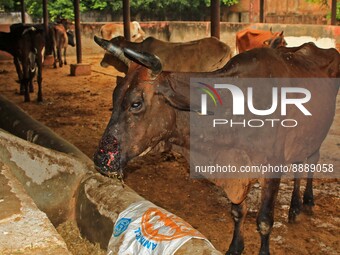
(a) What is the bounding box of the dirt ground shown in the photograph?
[0,54,339,255]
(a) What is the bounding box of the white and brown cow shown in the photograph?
[100,21,145,42]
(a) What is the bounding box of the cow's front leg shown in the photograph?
[257,178,281,255]
[226,201,247,255]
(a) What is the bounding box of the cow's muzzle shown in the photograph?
[93,134,122,178]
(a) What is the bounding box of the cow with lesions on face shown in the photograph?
[93,36,339,255]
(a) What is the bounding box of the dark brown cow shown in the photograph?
[0,24,45,102]
[97,36,232,73]
[100,21,145,42]
[276,42,340,222]
[93,39,339,255]
[236,28,287,53]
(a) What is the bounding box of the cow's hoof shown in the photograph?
[288,206,301,223]
[302,204,314,215]
[288,212,299,224]
[226,250,243,255]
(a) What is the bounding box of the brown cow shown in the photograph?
[93,38,339,255]
[96,36,232,73]
[100,21,145,42]
[236,28,287,53]
[52,23,75,68]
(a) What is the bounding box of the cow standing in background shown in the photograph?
[236,28,287,53]
[97,36,232,73]
[52,23,75,68]
[0,24,45,102]
[51,19,75,68]
[93,37,339,255]
[100,21,145,42]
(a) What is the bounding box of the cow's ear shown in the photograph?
[156,82,212,114]
[279,31,284,36]
[157,83,191,111]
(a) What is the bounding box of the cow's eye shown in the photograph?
[130,101,143,111]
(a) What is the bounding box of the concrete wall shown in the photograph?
[0,21,339,60]
[0,12,32,24]
[78,22,340,56]
[229,0,332,24]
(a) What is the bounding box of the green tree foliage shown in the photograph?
[24,0,87,21]
[0,0,19,12]
[2,0,239,21]
[305,0,340,21]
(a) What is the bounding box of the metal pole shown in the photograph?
[331,0,336,25]
[73,0,82,64]
[20,0,25,24]
[211,0,220,39]
[259,0,264,23]
[123,0,131,40]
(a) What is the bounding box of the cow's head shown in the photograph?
[263,31,287,49]
[93,36,190,178]
[66,30,75,47]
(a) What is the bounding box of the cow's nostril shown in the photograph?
[93,135,121,174]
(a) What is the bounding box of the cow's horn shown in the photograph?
[94,35,130,66]
[123,48,162,75]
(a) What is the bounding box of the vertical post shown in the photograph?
[20,0,25,24]
[73,0,82,64]
[331,0,336,25]
[123,0,131,40]
[42,0,48,33]
[211,0,220,39]
[259,0,264,23]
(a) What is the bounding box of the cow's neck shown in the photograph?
[167,110,190,161]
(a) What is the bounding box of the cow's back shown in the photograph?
[100,22,145,41]
[151,37,231,72]
[278,43,340,78]
[100,23,122,40]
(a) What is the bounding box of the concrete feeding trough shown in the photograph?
[0,95,222,254]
